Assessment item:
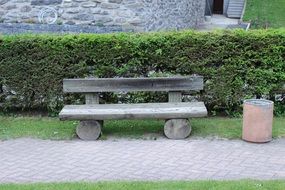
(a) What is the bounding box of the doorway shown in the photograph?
[213,0,224,14]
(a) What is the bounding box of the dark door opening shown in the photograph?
[213,0,224,14]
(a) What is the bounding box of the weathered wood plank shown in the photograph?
[59,102,208,120]
[63,76,203,93]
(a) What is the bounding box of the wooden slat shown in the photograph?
[59,102,208,120]
[63,76,203,93]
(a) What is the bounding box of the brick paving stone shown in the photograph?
[0,138,285,183]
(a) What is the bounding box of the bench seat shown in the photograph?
[59,102,207,120]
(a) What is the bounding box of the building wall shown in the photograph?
[223,0,230,14]
[205,0,214,15]
[0,0,206,32]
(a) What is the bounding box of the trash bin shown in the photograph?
[242,99,274,143]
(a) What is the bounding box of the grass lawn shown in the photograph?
[0,116,284,140]
[0,180,285,190]
[243,0,285,28]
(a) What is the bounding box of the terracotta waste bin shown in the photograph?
[242,99,274,143]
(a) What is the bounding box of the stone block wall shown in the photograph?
[0,0,206,32]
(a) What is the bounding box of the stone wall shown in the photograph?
[223,0,230,14]
[0,0,206,33]
[0,23,123,34]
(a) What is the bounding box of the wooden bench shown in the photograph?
[59,76,208,140]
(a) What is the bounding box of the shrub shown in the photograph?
[0,29,284,115]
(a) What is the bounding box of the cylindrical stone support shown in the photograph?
[164,119,191,139]
[77,120,102,141]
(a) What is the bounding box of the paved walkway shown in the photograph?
[1,138,285,183]
[197,14,242,31]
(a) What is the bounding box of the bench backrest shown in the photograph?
[63,76,204,93]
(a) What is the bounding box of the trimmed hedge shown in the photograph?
[0,30,284,115]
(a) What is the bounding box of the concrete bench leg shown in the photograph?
[164,119,191,139]
[76,120,102,141]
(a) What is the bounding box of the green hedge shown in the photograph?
[0,30,284,115]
